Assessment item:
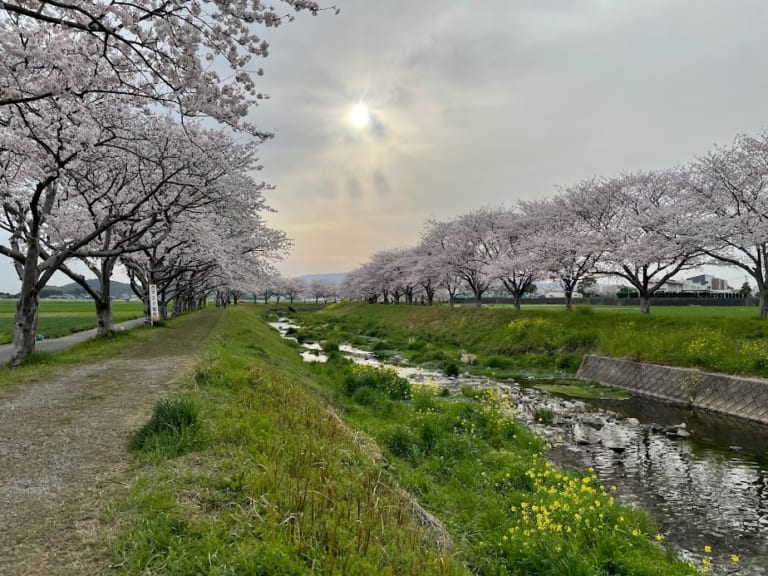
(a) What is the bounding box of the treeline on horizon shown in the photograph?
[342,131,768,319]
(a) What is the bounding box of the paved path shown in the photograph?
[0,318,146,364]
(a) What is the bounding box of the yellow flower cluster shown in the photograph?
[504,460,629,543]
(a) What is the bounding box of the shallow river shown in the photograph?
[270,320,767,574]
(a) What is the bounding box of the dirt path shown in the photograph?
[0,309,222,576]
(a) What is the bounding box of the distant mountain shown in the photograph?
[40,279,135,299]
[298,273,347,286]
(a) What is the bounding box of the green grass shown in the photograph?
[289,302,768,378]
[0,299,144,344]
[111,307,467,576]
[534,382,631,400]
[306,345,699,575]
[111,305,704,575]
[517,303,759,319]
[129,396,207,460]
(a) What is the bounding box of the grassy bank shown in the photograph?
[111,307,465,575]
[292,302,768,378]
[0,299,145,344]
[112,305,706,575]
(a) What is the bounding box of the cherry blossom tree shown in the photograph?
[688,132,768,317]
[309,278,337,304]
[419,220,465,307]
[47,115,229,334]
[0,97,148,363]
[567,170,702,314]
[0,0,329,132]
[487,208,540,311]
[283,277,308,303]
[341,263,382,303]
[520,197,603,310]
[0,1,327,365]
[422,212,497,307]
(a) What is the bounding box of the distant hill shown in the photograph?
[40,279,135,299]
[298,273,347,286]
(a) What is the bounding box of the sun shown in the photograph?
[349,102,370,128]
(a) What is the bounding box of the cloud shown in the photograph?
[373,170,391,196]
[346,176,363,199]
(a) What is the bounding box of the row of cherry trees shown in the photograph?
[1,1,327,365]
[342,131,768,318]
[252,276,339,304]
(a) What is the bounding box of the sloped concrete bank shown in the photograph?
[577,354,768,424]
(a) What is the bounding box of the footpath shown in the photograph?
[0,309,221,576]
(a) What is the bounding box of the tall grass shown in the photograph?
[129,397,206,460]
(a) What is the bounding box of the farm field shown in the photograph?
[516,303,759,319]
[0,299,144,344]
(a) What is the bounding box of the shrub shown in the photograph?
[443,361,460,377]
[412,387,438,412]
[321,339,340,352]
[484,355,516,369]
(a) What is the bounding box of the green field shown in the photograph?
[489,303,760,319]
[0,299,145,344]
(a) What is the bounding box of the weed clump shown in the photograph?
[130,397,205,457]
[343,364,411,400]
[533,407,556,424]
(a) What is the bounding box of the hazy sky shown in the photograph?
[3,0,768,291]
[250,0,768,282]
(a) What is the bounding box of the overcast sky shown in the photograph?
[253,0,768,281]
[3,0,768,292]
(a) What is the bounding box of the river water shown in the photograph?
[270,319,767,575]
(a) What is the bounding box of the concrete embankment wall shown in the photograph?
[577,354,768,425]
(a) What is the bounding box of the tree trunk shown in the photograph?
[639,295,651,314]
[513,294,521,311]
[11,285,40,366]
[760,291,768,319]
[564,290,573,311]
[11,246,42,366]
[95,298,114,336]
[95,276,114,336]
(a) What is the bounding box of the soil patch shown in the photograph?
[0,309,221,575]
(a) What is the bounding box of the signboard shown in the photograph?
[148,284,160,324]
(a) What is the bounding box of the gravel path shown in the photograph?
[0,309,221,575]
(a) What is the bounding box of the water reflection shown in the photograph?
[553,396,768,575]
